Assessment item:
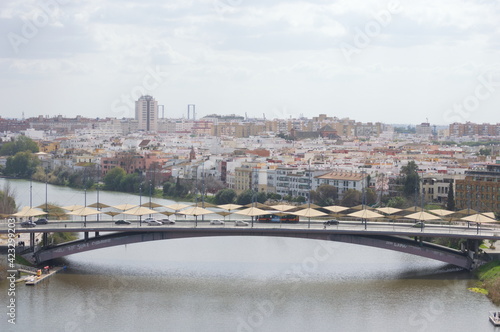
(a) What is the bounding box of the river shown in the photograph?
[0,178,498,331]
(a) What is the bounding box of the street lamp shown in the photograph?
[45,168,48,213]
[139,184,143,227]
[96,164,100,221]
[308,159,311,229]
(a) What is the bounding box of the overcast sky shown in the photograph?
[1,0,499,125]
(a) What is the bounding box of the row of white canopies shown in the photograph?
[8,202,497,223]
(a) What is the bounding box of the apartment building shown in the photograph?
[314,170,369,198]
[455,162,500,212]
[135,95,158,132]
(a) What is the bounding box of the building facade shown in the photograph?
[135,95,158,132]
[314,171,369,199]
[455,163,500,213]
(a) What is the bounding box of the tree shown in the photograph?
[236,190,253,205]
[447,183,456,211]
[267,193,282,201]
[215,189,237,204]
[103,167,126,191]
[310,184,338,206]
[237,190,260,205]
[387,196,407,208]
[400,161,420,198]
[340,189,362,207]
[204,176,226,194]
[0,135,39,156]
[479,148,491,156]
[365,188,377,206]
[119,173,141,193]
[0,183,16,215]
[256,191,267,204]
[4,151,40,178]
[294,195,306,203]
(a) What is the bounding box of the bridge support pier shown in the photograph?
[30,232,35,248]
[42,232,48,247]
[95,232,99,237]
[84,232,89,241]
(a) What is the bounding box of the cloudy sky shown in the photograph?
[1,0,500,125]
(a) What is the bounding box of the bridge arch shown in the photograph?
[34,228,476,269]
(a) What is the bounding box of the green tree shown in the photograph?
[387,196,407,208]
[0,183,16,215]
[236,190,267,204]
[310,184,338,206]
[479,148,491,156]
[119,173,141,193]
[401,161,420,198]
[293,195,306,203]
[365,188,377,206]
[4,151,40,178]
[103,167,126,191]
[236,190,256,205]
[0,135,39,156]
[447,183,456,211]
[214,189,237,204]
[163,182,175,196]
[340,189,362,207]
[267,193,282,201]
[256,191,267,204]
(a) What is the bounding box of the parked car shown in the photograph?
[210,219,225,225]
[20,220,36,228]
[115,219,131,225]
[323,219,339,226]
[160,218,175,225]
[234,220,249,227]
[144,217,162,226]
[34,218,48,225]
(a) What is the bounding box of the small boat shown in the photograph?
[489,311,500,326]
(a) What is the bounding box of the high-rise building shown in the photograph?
[135,95,158,131]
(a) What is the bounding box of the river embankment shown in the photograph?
[471,260,500,304]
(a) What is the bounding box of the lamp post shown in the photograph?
[361,169,367,230]
[194,165,198,227]
[419,172,424,232]
[83,187,87,227]
[45,168,48,213]
[308,159,311,229]
[30,177,33,208]
[139,184,143,227]
[201,161,205,222]
[96,164,100,222]
[149,180,153,218]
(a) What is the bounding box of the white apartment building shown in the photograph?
[135,95,158,132]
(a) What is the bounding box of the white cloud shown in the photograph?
[0,0,499,125]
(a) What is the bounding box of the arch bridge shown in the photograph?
[26,227,490,269]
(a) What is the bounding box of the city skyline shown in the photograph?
[1,1,500,125]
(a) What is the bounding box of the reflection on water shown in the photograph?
[2,237,497,332]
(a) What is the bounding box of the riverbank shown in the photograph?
[472,260,500,304]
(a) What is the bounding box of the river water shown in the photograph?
[0,178,498,331]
